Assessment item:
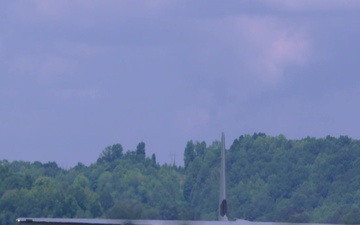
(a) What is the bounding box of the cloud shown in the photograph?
[235,16,309,85]
[0,36,2,55]
[37,57,74,85]
[261,0,360,11]
[70,43,110,57]
[7,55,73,85]
[6,56,37,76]
[0,41,4,68]
[258,29,308,84]
[56,88,99,100]
[209,15,309,88]
[32,1,70,20]
[10,0,173,25]
[197,14,309,93]
[174,107,211,136]
[172,13,312,135]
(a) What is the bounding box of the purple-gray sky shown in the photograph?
[1,1,360,167]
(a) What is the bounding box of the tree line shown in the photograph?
[1,134,360,225]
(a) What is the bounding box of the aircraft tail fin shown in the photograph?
[219,132,228,221]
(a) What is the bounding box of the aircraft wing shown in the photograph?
[16,218,235,225]
[16,218,337,225]
[16,218,127,225]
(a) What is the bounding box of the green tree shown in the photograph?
[136,142,146,160]
[98,144,123,163]
[184,141,196,170]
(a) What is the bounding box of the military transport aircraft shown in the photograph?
[17,133,336,225]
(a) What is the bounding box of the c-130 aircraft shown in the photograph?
[17,133,337,225]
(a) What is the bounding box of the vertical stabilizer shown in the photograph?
[219,132,228,221]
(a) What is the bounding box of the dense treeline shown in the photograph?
[1,134,360,225]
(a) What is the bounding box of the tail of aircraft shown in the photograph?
[219,132,228,221]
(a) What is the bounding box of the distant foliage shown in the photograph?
[97,144,123,163]
[2,135,360,225]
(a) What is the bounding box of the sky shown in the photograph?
[1,0,360,167]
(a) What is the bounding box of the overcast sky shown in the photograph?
[1,0,360,167]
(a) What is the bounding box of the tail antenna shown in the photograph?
[219,132,228,221]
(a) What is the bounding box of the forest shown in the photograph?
[1,134,360,225]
